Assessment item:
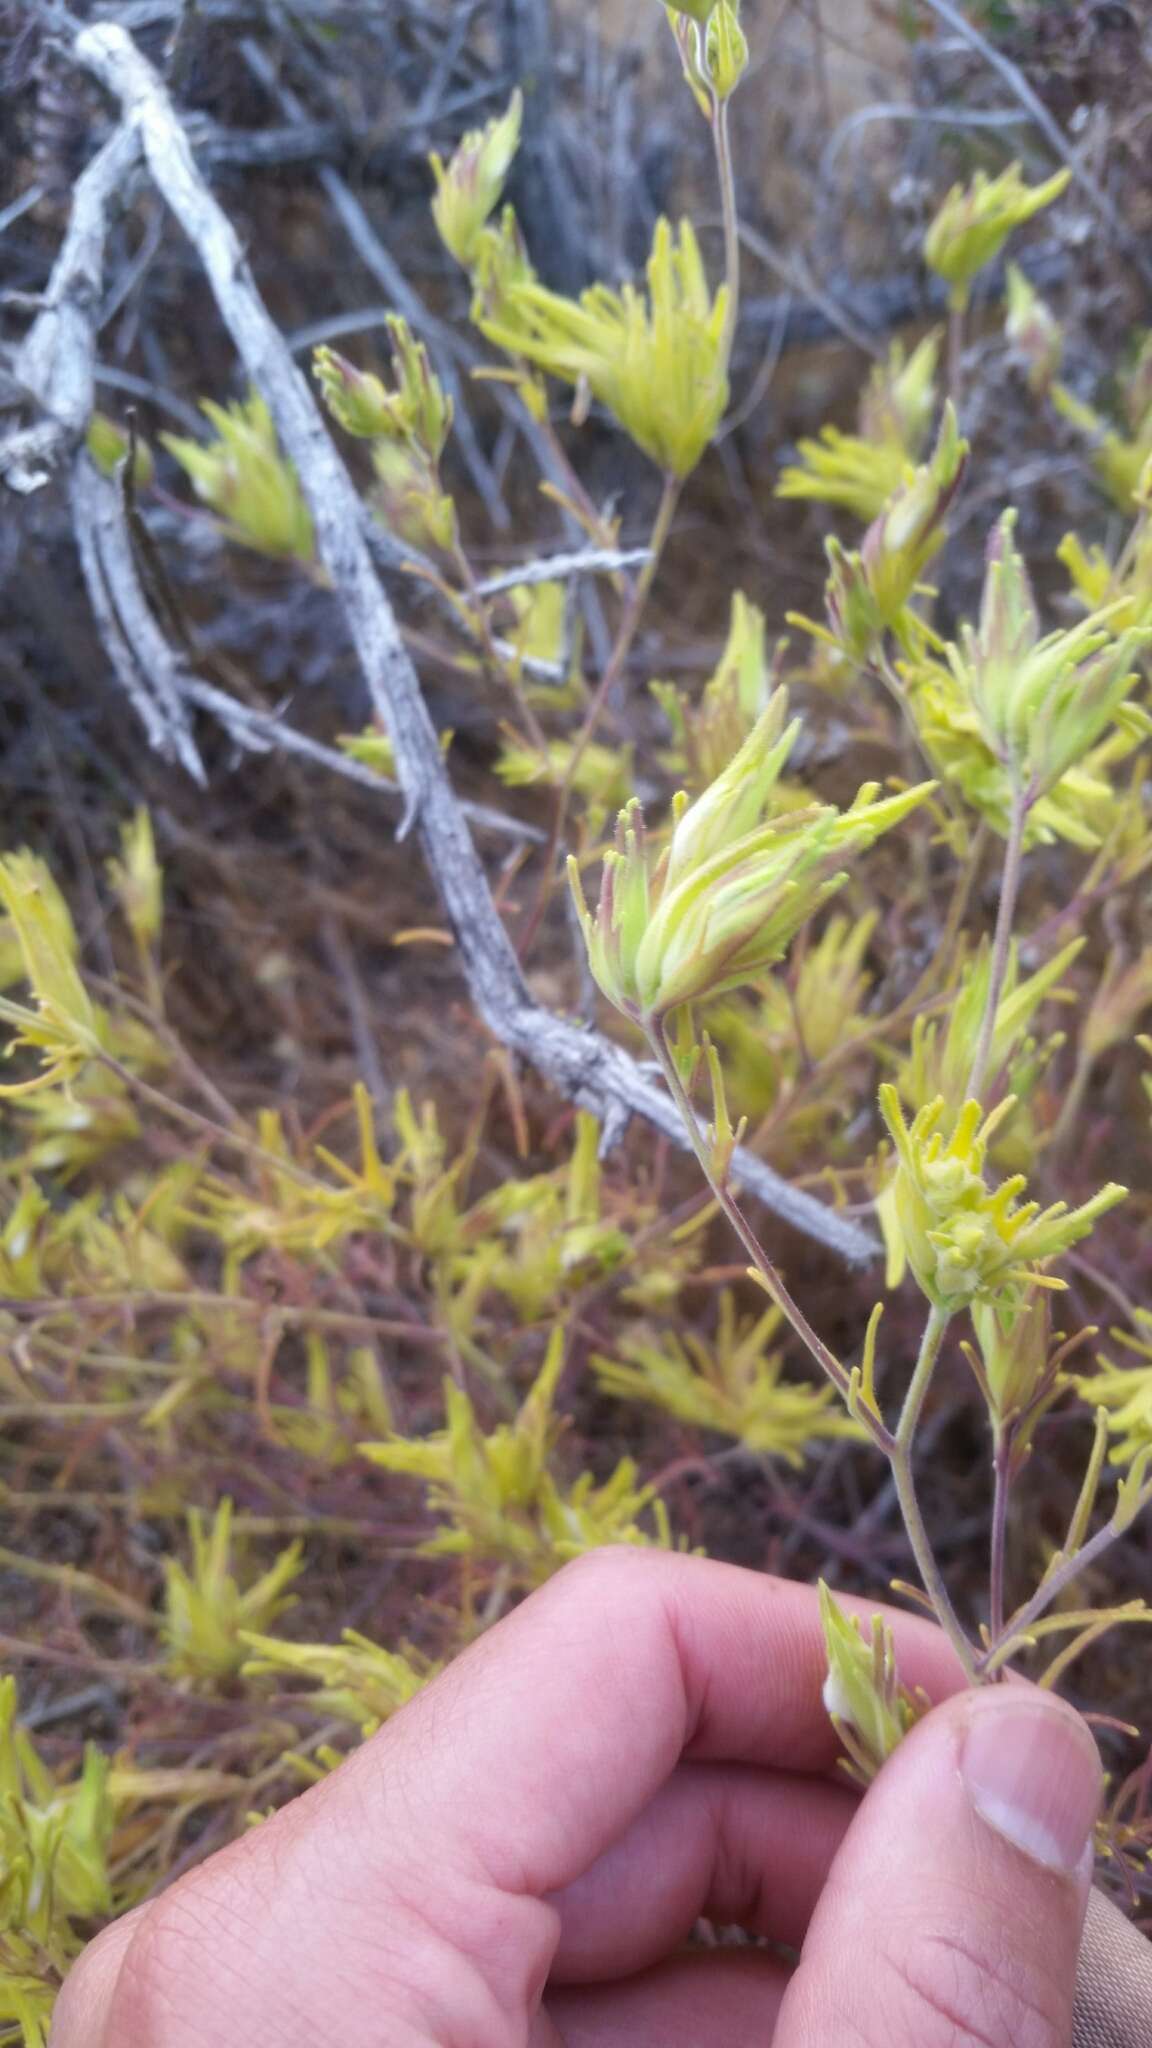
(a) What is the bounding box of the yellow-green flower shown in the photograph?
[1054,334,1152,511]
[241,1631,438,1737]
[900,938,1082,1120]
[948,510,1150,801]
[359,1332,671,1583]
[652,590,780,790]
[859,401,967,621]
[1078,1313,1152,1465]
[0,852,105,1095]
[806,405,968,661]
[0,1676,115,1971]
[924,163,1070,312]
[1004,263,1063,395]
[430,90,522,269]
[162,392,313,563]
[314,320,453,461]
[162,1501,303,1687]
[371,439,458,553]
[480,217,729,477]
[777,334,940,521]
[107,808,163,954]
[879,1084,1124,1310]
[570,696,931,1023]
[594,1293,864,1461]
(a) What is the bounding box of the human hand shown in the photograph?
[51,1548,1117,2046]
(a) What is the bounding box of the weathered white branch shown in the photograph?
[2,126,140,494]
[68,19,878,1266]
[69,455,206,781]
[474,548,652,599]
[73,451,541,841]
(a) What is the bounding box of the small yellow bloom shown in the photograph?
[314,320,453,460]
[1004,263,1063,395]
[570,696,931,1023]
[594,1292,865,1461]
[430,90,522,269]
[924,163,1070,312]
[0,852,105,1095]
[162,1500,303,1687]
[107,808,163,953]
[949,511,1151,801]
[1078,1312,1152,1466]
[480,217,729,477]
[162,392,313,563]
[778,334,940,521]
[879,1084,1124,1310]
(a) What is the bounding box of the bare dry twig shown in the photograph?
[31,18,879,1267]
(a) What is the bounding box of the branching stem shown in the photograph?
[649,1023,878,1431]
[889,1307,980,1680]
[981,1489,1152,1675]
[652,1024,981,1678]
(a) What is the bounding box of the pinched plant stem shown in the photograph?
[890,1307,980,1681]
[653,1024,982,1678]
[964,784,1028,1101]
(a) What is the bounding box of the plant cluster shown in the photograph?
[5,2,1152,2034]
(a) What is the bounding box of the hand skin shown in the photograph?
[51,1548,1103,2048]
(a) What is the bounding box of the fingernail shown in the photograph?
[961,1696,1102,1874]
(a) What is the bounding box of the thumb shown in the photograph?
[775,1686,1102,2048]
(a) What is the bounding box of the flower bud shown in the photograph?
[162,393,313,563]
[430,91,522,270]
[819,1582,924,1787]
[924,163,1070,313]
[315,322,452,462]
[954,511,1152,800]
[1004,263,1063,395]
[968,1289,1055,1431]
[705,0,748,100]
[570,704,931,1024]
[822,536,883,663]
[859,401,967,623]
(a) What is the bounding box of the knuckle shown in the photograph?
[876,1921,1066,2048]
[108,1877,255,2045]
